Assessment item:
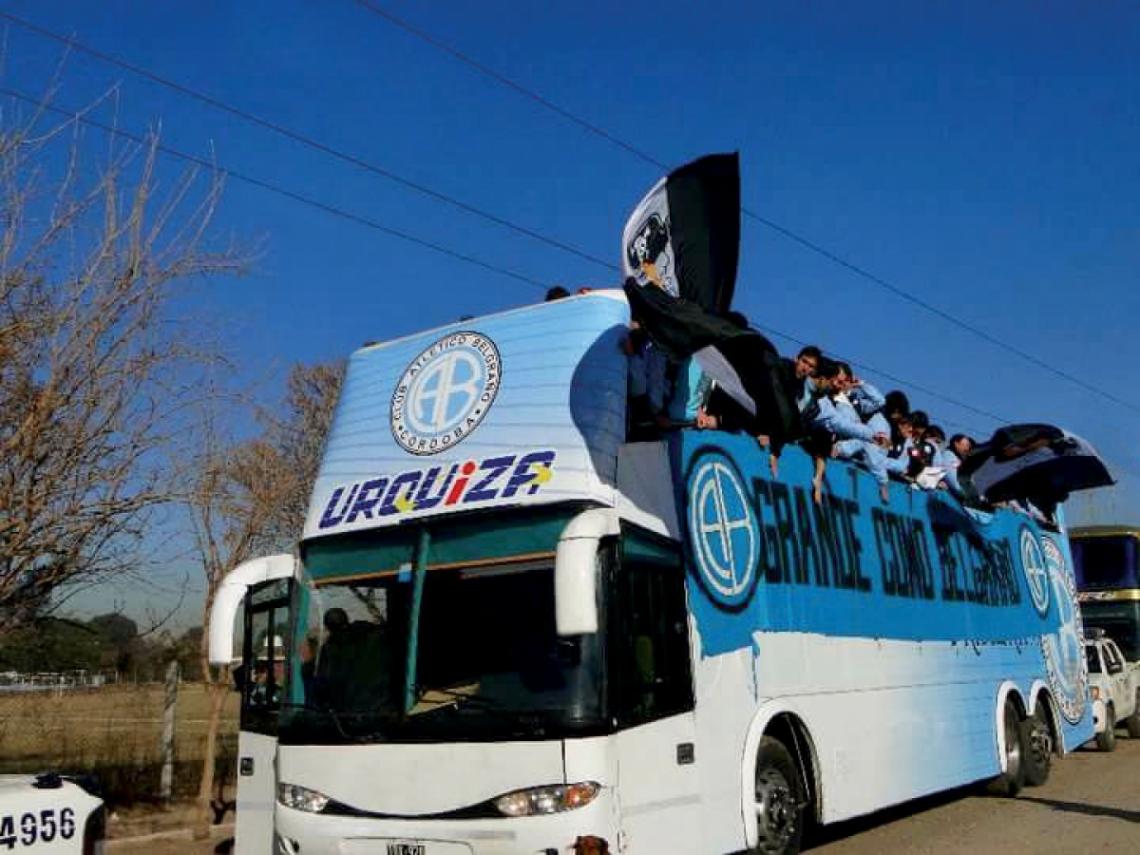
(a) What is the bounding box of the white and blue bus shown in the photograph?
[210,290,1095,855]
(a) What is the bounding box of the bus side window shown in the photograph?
[613,539,695,726]
[241,580,290,735]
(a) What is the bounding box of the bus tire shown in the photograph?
[1096,705,1116,752]
[1126,692,1140,739]
[1020,713,1051,787]
[751,736,805,855]
[989,699,1025,797]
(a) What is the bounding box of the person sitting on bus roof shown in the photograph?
[810,361,892,503]
[906,410,937,478]
[624,322,669,440]
[780,345,822,413]
[937,432,974,497]
[883,390,911,459]
[667,357,712,424]
[911,424,953,493]
[835,363,889,427]
[836,364,910,486]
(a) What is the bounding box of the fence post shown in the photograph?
[160,660,180,807]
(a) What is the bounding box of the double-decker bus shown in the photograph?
[210,290,1099,855]
[1072,526,1140,662]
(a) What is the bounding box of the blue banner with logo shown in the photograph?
[302,292,629,540]
[675,431,1089,726]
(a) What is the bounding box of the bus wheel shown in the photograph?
[1096,705,1117,752]
[751,736,805,855]
[990,700,1025,796]
[1020,706,1051,787]
[1126,692,1140,738]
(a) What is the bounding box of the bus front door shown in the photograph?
[235,577,291,853]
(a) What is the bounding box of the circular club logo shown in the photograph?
[391,332,501,456]
[687,453,759,609]
[1019,527,1050,617]
[1039,538,1086,723]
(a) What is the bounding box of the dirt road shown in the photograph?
[110,737,1140,854]
[808,738,1140,854]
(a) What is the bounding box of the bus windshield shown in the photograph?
[278,558,605,744]
[1071,535,1138,590]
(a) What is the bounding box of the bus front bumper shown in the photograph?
[274,795,619,855]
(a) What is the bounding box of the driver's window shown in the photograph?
[241,579,290,734]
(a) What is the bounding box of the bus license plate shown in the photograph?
[387,843,426,855]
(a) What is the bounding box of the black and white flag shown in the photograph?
[621,152,740,314]
[623,279,802,449]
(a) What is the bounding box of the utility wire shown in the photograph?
[353,0,1140,416]
[0,87,549,291]
[0,9,615,274]
[755,323,1006,432]
[356,0,670,172]
[0,80,1004,436]
[1,6,1108,428]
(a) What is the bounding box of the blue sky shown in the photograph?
[4,1,1138,625]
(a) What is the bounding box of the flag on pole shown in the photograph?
[621,152,740,313]
[620,152,801,449]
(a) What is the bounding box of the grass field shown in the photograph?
[0,683,240,806]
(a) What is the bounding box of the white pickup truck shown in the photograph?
[1084,630,1140,751]
[0,773,104,853]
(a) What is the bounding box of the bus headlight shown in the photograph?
[277,782,330,813]
[494,782,600,816]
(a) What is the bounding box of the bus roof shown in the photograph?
[302,290,630,542]
[1069,525,1140,540]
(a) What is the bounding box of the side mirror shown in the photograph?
[208,554,296,665]
[555,509,619,636]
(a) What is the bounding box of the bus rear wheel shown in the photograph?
[989,700,1025,797]
[1020,704,1052,787]
[751,736,805,855]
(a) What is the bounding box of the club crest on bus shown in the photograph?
[1019,527,1051,617]
[318,449,556,530]
[687,452,759,609]
[390,331,502,456]
[1040,536,1087,723]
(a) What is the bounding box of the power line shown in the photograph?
[0,87,550,291]
[3,91,997,434]
[0,84,1003,436]
[1,7,1104,430]
[353,0,1140,417]
[355,0,670,172]
[0,9,615,274]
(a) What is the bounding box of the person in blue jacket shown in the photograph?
[808,361,892,503]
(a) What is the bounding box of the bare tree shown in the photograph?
[0,93,243,634]
[189,360,343,836]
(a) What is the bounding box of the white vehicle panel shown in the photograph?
[278,741,564,816]
[0,776,102,854]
